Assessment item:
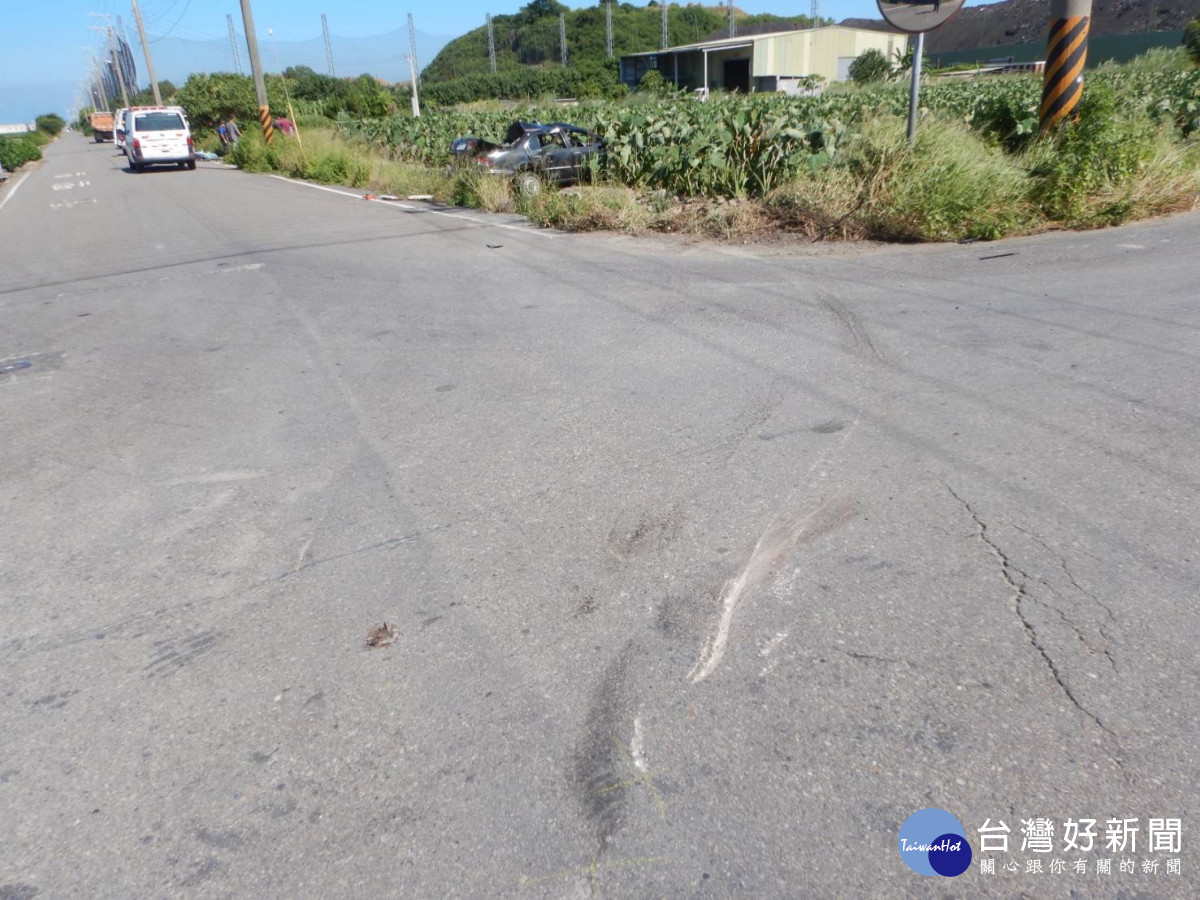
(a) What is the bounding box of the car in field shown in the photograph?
[450,121,605,196]
[125,106,196,172]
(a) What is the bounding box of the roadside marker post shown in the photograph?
[1040,0,1093,132]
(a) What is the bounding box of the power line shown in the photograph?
[148,0,194,43]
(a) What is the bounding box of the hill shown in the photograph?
[422,1,819,84]
[843,0,1200,53]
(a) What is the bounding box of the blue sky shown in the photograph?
[3,1,901,123]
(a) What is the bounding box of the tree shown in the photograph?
[175,73,257,128]
[849,49,891,85]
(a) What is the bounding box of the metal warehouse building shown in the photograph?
[620,25,907,94]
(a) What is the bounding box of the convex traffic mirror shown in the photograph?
[876,0,967,33]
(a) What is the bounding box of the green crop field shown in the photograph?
[351,68,1200,201]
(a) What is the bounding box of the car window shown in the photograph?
[541,132,567,149]
[565,132,589,148]
[134,112,185,132]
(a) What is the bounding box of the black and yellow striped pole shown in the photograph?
[238,0,274,145]
[1040,0,1093,132]
[258,105,275,145]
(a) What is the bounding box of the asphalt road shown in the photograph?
[2,138,1198,898]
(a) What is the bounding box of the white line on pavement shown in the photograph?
[0,171,31,214]
[267,175,554,238]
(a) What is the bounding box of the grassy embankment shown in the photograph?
[226,52,1200,243]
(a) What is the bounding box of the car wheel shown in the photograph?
[515,171,542,197]
[186,160,197,171]
[131,163,143,173]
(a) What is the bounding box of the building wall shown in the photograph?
[753,27,906,83]
[620,27,907,92]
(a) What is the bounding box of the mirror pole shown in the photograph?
[907,31,925,144]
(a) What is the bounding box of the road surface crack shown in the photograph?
[1012,524,1120,673]
[945,485,1131,784]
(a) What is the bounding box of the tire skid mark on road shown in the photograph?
[688,414,861,684]
[687,494,857,684]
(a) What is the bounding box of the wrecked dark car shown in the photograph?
[449,121,605,196]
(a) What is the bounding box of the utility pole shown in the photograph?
[130,0,162,105]
[728,1,736,39]
[559,12,567,67]
[487,14,498,74]
[93,57,110,110]
[811,0,819,26]
[1040,0,1093,132]
[407,14,420,91]
[322,13,336,77]
[606,2,613,58]
[407,53,420,116]
[227,15,243,74]
[661,1,669,50]
[108,27,130,108]
[238,0,273,143]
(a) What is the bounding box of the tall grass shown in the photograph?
[229,127,451,198]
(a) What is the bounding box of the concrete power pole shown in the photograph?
[728,1,736,39]
[322,14,336,77]
[1040,0,1093,132]
[606,2,613,58]
[487,14,498,74]
[407,53,420,116]
[107,27,130,108]
[238,0,273,143]
[559,12,568,67]
[93,57,110,110]
[130,0,162,105]
[661,1,669,50]
[227,15,243,74]
[407,14,421,91]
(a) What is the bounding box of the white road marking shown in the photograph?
[219,263,264,272]
[268,175,555,238]
[50,198,98,210]
[50,180,90,191]
[0,171,31,213]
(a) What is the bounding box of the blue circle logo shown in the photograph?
[898,808,973,877]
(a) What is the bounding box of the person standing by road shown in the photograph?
[226,118,242,147]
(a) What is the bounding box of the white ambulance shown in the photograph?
[125,106,196,172]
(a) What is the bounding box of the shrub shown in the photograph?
[0,137,43,171]
[1025,83,1162,225]
[638,70,668,95]
[227,130,274,172]
[36,114,65,136]
[1185,14,1200,66]
[770,115,1030,241]
[849,49,892,86]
